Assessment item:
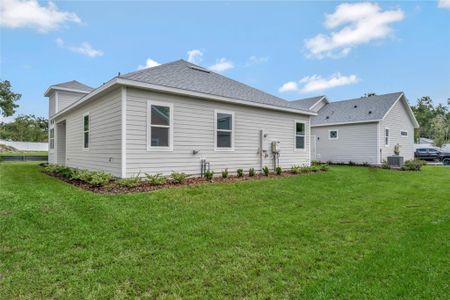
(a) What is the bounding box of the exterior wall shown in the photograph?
[312,123,378,164]
[58,91,86,112]
[53,88,122,177]
[49,92,56,117]
[379,99,415,161]
[56,122,66,165]
[125,87,311,177]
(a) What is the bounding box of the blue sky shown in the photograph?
[1,1,449,121]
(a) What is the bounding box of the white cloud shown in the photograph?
[56,38,103,58]
[279,73,359,94]
[208,58,234,73]
[438,0,450,9]
[187,49,203,64]
[137,58,160,70]
[245,56,269,66]
[0,0,81,33]
[305,2,404,59]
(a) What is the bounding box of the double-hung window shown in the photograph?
[148,101,173,150]
[215,111,234,150]
[385,128,389,146]
[49,128,54,149]
[295,121,305,150]
[83,113,89,149]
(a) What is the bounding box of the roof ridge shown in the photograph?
[121,59,185,78]
[329,91,403,104]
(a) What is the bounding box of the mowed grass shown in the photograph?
[0,163,449,299]
[0,151,48,157]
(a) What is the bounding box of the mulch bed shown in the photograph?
[43,170,327,194]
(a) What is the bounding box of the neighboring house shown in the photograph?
[45,60,316,178]
[292,93,419,164]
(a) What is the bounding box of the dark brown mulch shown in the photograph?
[43,170,327,194]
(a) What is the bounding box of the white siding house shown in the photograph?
[293,92,419,164]
[46,60,316,177]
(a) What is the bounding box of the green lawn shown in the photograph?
[0,163,449,299]
[0,151,48,156]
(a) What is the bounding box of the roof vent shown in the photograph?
[326,116,330,120]
[368,110,372,114]
[354,105,358,108]
[189,66,210,73]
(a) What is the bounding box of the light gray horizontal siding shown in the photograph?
[126,88,311,176]
[312,123,378,164]
[49,93,56,117]
[58,91,85,112]
[379,99,415,161]
[54,88,122,176]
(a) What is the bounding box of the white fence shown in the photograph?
[0,139,48,151]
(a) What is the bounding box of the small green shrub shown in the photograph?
[85,171,113,187]
[248,168,255,177]
[56,166,73,178]
[117,175,141,188]
[381,160,390,169]
[290,165,301,174]
[275,166,282,175]
[237,168,244,177]
[39,162,48,167]
[301,166,312,173]
[262,166,269,176]
[204,170,214,181]
[348,161,356,166]
[171,171,188,184]
[311,160,321,166]
[310,165,320,172]
[221,169,229,179]
[362,162,370,167]
[401,159,425,171]
[319,164,329,171]
[145,173,166,185]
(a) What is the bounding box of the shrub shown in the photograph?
[56,166,74,178]
[301,166,312,173]
[262,166,269,176]
[117,175,141,188]
[220,168,229,179]
[171,171,188,184]
[275,166,282,175]
[248,168,255,177]
[362,162,370,167]
[237,168,244,177]
[310,165,320,172]
[311,160,321,166]
[39,162,48,167]
[381,160,390,169]
[204,170,214,181]
[290,165,301,174]
[320,164,329,171]
[348,161,356,166]
[85,171,113,187]
[401,159,425,171]
[145,173,166,185]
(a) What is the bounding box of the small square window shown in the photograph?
[400,130,408,137]
[329,130,338,140]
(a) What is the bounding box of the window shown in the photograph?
[49,128,54,149]
[148,102,173,150]
[417,148,426,153]
[429,148,439,154]
[400,130,408,137]
[385,128,389,146]
[215,111,234,150]
[295,122,305,150]
[329,129,338,140]
[83,113,89,149]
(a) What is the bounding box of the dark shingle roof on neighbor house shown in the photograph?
[311,92,404,126]
[51,80,94,93]
[290,96,326,110]
[121,59,314,113]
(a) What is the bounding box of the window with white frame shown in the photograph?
[295,122,305,149]
[83,113,89,149]
[215,111,233,150]
[400,130,408,137]
[385,128,389,146]
[148,102,172,149]
[329,130,338,140]
[49,128,54,149]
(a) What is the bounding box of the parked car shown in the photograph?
[440,152,450,165]
[415,148,441,161]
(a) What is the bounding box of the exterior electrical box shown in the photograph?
[271,141,280,153]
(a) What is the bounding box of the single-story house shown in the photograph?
[45,60,317,178]
[292,93,420,164]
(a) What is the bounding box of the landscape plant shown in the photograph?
[145,173,166,185]
[221,169,229,178]
[171,171,188,184]
[262,166,269,176]
[237,168,243,177]
[248,168,255,177]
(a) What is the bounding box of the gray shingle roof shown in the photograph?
[312,92,404,126]
[290,96,325,110]
[121,60,314,113]
[52,80,94,93]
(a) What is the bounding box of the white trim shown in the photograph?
[294,120,306,152]
[82,112,90,151]
[328,129,339,140]
[53,124,57,163]
[49,127,55,152]
[121,87,127,178]
[400,129,408,137]
[384,127,390,147]
[381,93,420,128]
[214,109,235,151]
[44,86,91,97]
[311,120,380,127]
[309,96,328,110]
[146,100,173,151]
[308,118,311,163]
[377,122,381,164]
[51,77,317,119]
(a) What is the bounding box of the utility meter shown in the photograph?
[271,141,280,154]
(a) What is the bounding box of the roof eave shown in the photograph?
[44,86,92,97]
[311,120,381,127]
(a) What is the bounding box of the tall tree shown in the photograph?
[0,115,48,142]
[0,80,21,117]
[431,115,448,148]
